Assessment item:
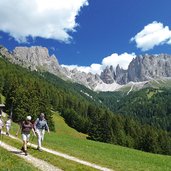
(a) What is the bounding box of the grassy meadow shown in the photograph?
[1,112,171,171]
[0,146,39,171]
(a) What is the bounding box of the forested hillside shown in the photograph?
[99,88,171,132]
[0,56,171,155]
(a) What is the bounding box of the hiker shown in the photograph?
[0,113,4,136]
[34,113,50,151]
[5,116,12,136]
[16,116,36,156]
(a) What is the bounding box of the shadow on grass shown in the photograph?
[10,150,25,156]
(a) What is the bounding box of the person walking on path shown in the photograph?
[34,113,50,151]
[0,113,4,139]
[5,116,12,136]
[16,116,36,156]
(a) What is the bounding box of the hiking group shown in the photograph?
[0,111,50,156]
[16,113,50,156]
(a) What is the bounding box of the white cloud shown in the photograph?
[102,53,136,70]
[0,0,88,43]
[131,21,171,51]
[62,64,102,75]
[62,52,135,75]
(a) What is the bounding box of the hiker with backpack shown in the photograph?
[34,113,50,151]
[16,116,36,156]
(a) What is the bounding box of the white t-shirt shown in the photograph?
[0,119,4,129]
[6,119,11,127]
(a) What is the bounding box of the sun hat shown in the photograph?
[26,116,32,121]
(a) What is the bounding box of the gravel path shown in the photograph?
[2,133,113,171]
[0,141,62,171]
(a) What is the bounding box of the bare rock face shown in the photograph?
[100,65,128,85]
[115,64,128,84]
[0,45,103,89]
[100,54,171,85]
[0,46,13,61]
[127,55,143,82]
[62,67,103,89]
[100,66,116,84]
[12,46,61,73]
[127,54,171,82]
[141,54,171,78]
[0,45,67,78]
[1,45,171,91]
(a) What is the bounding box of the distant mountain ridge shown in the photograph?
[1,45,171,91]
[100,54,171,84]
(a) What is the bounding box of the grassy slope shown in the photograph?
[2,112,171,171]
[0,147,39,171]
[149,79,171,88]
[117,79,171,94]
[3,120,98,171]
[48,84,170,170]
[2,136,97,171]
[43,112,171,171]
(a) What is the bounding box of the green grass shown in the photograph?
[42,113,171,171]
[2,112,171,171]
[118,85,131,92]
[2,135,98,171]
[0,146,39,171]
[2,118,98,171]
[119,79,171,93]
[144,79,171,89]
[147,91,156,99]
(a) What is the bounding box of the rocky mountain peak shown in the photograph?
[1,45,171,92]
[100,65,116,84]
[0,46,65,78]
[115,64,128,84]
[128,54,171,82]
[12,46,60,71]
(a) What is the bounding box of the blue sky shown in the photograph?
[0,0,171,74]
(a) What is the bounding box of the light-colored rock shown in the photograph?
[128,54,171,82]
[12,46,62,74]
[100,66,115,84]
[1,45,171,92]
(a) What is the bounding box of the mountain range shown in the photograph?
[1,45,171,157]
[1,45,171,92]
